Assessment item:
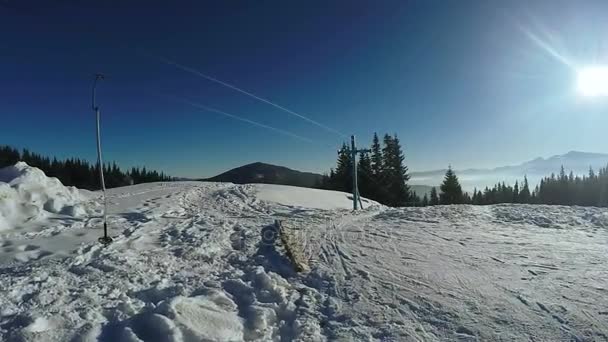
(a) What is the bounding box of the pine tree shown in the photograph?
[472,188,481,205]
[512,180,519,203]
[410,192,422,206]
[422,194,429,206]
[439,166,463,204]
[429,187,439,205]
[601,167,608,207]
[519,176,531,203]
[482,186,491,204]
[462,192,472,204]
[500,182,513,203]
[357,151,373,199]
[584,167,597,206]
[368,133,384,202]
[380,134,411,206]
[330,143,353,193]
[0,146,20,167]
[371,133,383,177]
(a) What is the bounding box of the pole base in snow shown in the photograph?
[98,221,113,245]
[98,236,113,245]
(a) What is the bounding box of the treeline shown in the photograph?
[318,133,412,207]
[0,145,172,190]
[423,165,608,207]
[317,134,608,208]
[473,166,608,206]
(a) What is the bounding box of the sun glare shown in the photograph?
[577,66,608,97]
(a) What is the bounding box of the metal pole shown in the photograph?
[351,135,358,210]
[357,189,364,210]
[93,74,112,244]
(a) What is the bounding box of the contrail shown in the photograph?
[519,27,574,68]
[508,13,575,69]
[169,95,317,144]
[155,55,347,138]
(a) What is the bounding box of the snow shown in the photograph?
[255,184,378,210]
[1,163,608,341]
[0,162,85,231]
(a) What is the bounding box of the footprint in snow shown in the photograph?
[455,326,475,337]
[18,244,40,251]
[14,249,52,262]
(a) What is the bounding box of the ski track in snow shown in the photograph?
[1,180,608,341]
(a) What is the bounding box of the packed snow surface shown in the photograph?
[254,184,377,210]
[1,163,608,341]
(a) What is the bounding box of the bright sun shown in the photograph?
[577,66,608,97]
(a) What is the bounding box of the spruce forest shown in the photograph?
[0,145,172,190]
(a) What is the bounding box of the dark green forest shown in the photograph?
[318,133,412,207]
[0,145,172,190]
[468,166,608,207]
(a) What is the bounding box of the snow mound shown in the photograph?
[254,184,379,210]
[0,162,84,230]
[157,294,243,341]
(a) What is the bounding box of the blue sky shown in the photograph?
[2,0,608,178]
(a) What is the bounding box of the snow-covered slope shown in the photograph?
[1,164,607,341]
[255,184,378,210]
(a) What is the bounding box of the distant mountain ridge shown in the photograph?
[410,151,608,191]
[204,162,324,188]
[203,151,608,193]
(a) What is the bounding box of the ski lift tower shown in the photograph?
[341,135,370,210]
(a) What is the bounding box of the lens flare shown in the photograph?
[577,66,608,97]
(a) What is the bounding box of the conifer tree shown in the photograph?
[357,151,373,199]
[371,133,383,177]
[410,192,422,206]
[462,192,472,204]
[439,166,463,204]
[584,167,597,206]
[330,143,353,193]
[422,193,429,206]
[519,176,531,203]
[482,186,490,204]
[472,188,482,205]
[381,134,411,206]
[600,168,608,206]
[429,187,439,205]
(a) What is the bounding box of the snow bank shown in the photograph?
[0,162,84,230]
[254,184,378,210]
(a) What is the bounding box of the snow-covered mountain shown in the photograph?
[1,163,607,341]
[410,151,608,191]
